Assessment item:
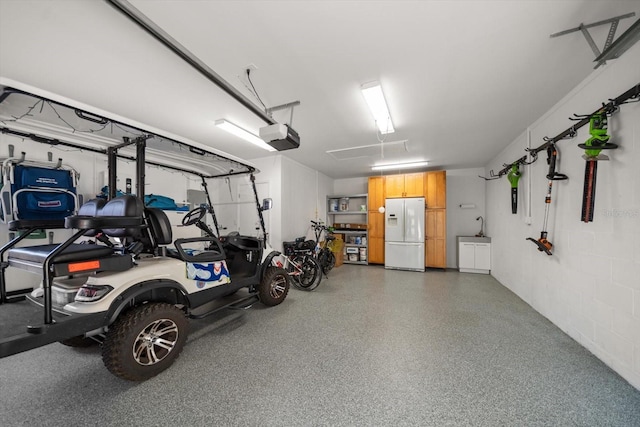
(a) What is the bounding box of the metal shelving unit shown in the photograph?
[327,194,368,265]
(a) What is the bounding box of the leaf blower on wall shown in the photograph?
[526,143,568,255]
[507,163,522,214]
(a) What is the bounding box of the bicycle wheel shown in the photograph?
[293,254,321,290]
[284,256,303,288]
[324,250,336,274]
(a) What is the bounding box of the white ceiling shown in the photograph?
[0,0,638,179]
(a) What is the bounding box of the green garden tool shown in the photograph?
[577,112,617,222]
[507,163,521,214]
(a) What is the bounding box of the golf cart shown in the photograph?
[0,81,290,381]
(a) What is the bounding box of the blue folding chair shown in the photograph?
[0,160,79,224]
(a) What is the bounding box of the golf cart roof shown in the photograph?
[0,78,257,178]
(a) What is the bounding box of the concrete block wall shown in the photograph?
[485,44,640,389]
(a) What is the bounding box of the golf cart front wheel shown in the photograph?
[102,302,189,381]
[259,267,290,306]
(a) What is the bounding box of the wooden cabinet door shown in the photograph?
[385,174,405,198]
[368,211,384,238]
[425,208,446,268]
[368,176,385,211]
[403,173,424,197]
[368,237,384,264]
[367,211,385,264]
[426,171,446,209]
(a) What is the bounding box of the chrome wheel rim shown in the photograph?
[269,273,288,298]
[133,318,179,366]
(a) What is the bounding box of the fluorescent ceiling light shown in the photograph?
[361,81,395,134]
[371,161,428,171]
[215,119,276,152]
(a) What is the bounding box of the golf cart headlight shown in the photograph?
[75,285,113,302]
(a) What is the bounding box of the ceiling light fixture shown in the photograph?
[361,81,395,134]
[215,119,276,152]
[371,161,429,171]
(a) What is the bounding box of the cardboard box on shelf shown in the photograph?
[328,236,344,267]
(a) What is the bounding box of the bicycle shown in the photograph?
[310,220,337,276]
[281,237,322,291]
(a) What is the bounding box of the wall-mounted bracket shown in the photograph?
[550,12,636,68]
[265,100,301,126]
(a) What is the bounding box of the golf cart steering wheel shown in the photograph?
[182,206,206,227]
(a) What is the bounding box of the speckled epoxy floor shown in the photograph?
[1,266,639,426]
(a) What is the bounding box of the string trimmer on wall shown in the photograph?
[577,112,617,222]
[507,163,521,214]
[527,143,568,255]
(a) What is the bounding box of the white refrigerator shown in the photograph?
[384,197,425,271]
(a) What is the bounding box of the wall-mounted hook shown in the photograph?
[569,113,591,121]
[478,169,502,181]
[522,149,538,165]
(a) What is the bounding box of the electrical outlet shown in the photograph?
[238,64,258,88]
[244,63,258,74]
[525,216,532,225]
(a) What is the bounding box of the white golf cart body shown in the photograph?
[0,79,288,380]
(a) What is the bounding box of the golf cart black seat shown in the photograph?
[6,196,143,275]
[223,233,261,251]
[220,233,261,278]
[144,207,173,248]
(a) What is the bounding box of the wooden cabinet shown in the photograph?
[404,173,425,197]
[426,208,446,268]
[367,177,385,264]
[368,211,384,238]
[385,173,424,198]
[367,206,385,265]
[425,171,446,208]
[384,174,405,198]
[368,236,384,264]
[367,176,385,211]
[367,171,446,266]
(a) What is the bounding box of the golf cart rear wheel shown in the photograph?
[102,303,189,381]
[60,335,97,348]
[259,267,290,306]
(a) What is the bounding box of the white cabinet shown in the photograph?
[474,243,491,271]
[457,237,491,274]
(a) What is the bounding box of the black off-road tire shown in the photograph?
[102,303,189,381]
[258,267,290,306]
[60,336,97,348]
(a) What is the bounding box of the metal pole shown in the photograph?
[201,177,220,236]
[250,174,268,244]
[107,146,117,200]
[106,0,276,126]
[136,137,146,199]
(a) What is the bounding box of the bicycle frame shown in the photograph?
[279,246,321,291]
